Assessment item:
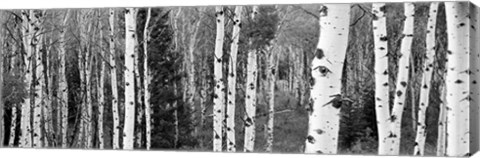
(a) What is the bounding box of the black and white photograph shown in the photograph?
[0,1,478,157]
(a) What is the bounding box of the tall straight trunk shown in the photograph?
[187,8,204,138]
[59,9,70,148]
[212,6,226,152]
[386,3,414,155]
[20,9,33,148]
[8,42,17,147]
[413,2,439,156]
[243,6,259,152]
[123,8,137,150]
[436,79,447,156]
[264,45,277,152]
[444,2,470,156]
[226,6,242,152]
[77,10,87,148]
[109,8,120,150]
[32,10,44,148]
[97,18,105,150]
[304,4,350,154]
[44,35,54,147]
[372,3,391,154]
[84,11,94,149]
[143,7,152,150]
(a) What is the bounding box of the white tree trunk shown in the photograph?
[8,105,17,147]
[371,3,391,155]
[413,2,439,156]
[97,18,105,149]
[213,6,226,152]
[304,4,350,154]
[387,3,414,155]
[264,45,277,152]
[123,8,137,150]
[32,10,44,148]
[109,8,120,150]
[19,10,33,148]
[143,7,152,150]
[243,6,259,152]
[226,6,243,152]
[444,2,470,156]
[436,79,447,156]
[59,9,70,148]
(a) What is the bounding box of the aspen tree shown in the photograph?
[436,78,447,156]
[371,3,390,154]
[187,7,205,137]
[97,14,105,149]
[226,6,243,152]
[413,2,439,156]
[444,2,470,156]
[143,7,152,150]
[212,6,226,152]
[20,9,33,148]
[32,10,44,148]
[59,9,70,148]
[109,8,120,150]
[243,6,259,152]
[304,4,350,154]
[123,8,137,150]
[77,10,87,148]
[264,44,277,152]
[134,16,144,148]
[387,3,414,154]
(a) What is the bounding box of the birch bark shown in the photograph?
[226,6,243,152]
[212,6,226,152]
[413,2,439,155]
[445,2,470,156]
[304,4,350,154]
[243,6,259,152]
[123,8,137,150]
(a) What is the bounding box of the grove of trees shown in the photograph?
[0,2,478,157]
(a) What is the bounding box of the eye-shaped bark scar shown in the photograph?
[313,65,331,76]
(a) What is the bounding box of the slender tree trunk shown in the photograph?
[123,8,137,150]
[372,3,391,154]
[173,84,179,148]
[85,11,94,149]
[212,6,226,152]
[304,4,350,154]
[77,10,87,148]
[386,3,414,155]
[243,6,259,152]
[225,6,242,152]
[143,7,152,150]
[59,9,70,149]
[187,9,204,138]
[20,9,33,148]
[444,2,470,156]
[32,10,44,148]
[97,17,105,150]
[264,45,277,152]
[413,2,439,156]
[109,8,120,150]
[436,79,447,156]
[8,42,18,147]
